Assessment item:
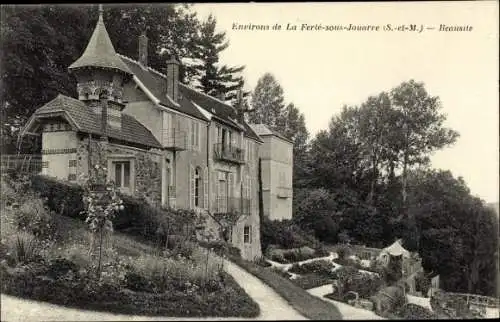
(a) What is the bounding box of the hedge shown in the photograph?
[30,175,182,245]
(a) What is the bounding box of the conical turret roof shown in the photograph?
[69,9,131,75]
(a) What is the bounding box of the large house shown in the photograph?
[250,124,293,221]
[20,8,292,260]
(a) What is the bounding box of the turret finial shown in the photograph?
[98,4,103,19]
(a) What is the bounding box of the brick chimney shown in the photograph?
[166,57,179,103]
[138,32,148,67]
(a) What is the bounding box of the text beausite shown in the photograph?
[232,23,473,32]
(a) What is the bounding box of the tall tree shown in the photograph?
[248,73,285,127]
[389,80,459,214]
[406,169,498,296]
[1,5,96,154]
[357,92,394,204]
[192,14,245,102]
[0,4,201,154]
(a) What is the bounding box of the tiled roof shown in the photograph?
[69,14,131,75]
[33,94,161,148]
[118,54,262,142]
[249,123,293,144]
[119,55,209,121]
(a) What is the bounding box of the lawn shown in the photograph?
[227,254,343,320]
[0,175,260,318]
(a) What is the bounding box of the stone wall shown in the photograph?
[77,135,162,205]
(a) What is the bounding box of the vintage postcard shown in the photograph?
[1,1,498,320]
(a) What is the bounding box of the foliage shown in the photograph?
[292,273,334,290]
[5,231,44,265]
[267,246,322,264]
[192,14,245,103]
[289,259,335,277]
[80,164,124,276]
[293,188,340,243]
[331,266,383,300]
[31,175,86,219]
[13,197,57,241]
[395,303,438,320]
[261,218,319,253]
[254,256,272,267]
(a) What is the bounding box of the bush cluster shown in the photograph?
[261,218,319,253]
[30,175,203,247]
[292,273,334,289]
[268,246,327,264]
[289,259,334,277]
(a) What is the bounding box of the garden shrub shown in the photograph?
[395,303,438,320]
[5,231,44,265]
[292,273,334,289]
[331,265,383,300]
[289,259,334,277]
[254,256,272,267]
[261,218,319,252]
[46,258,80,280]
[13,197,57,240]
[30,175,203,247]
[31,175,85,219]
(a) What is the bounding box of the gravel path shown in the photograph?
[1,260,307,321]
[307,285,385,320]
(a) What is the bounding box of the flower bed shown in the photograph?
[292,273,334,289]
[0,258,259,317]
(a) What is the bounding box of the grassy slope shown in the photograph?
[1,209,259,317]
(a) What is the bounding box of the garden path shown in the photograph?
[266,252,338,271]
[307,285,385,320]
[1,260,307,321]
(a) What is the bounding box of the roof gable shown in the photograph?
[29,94,160,148]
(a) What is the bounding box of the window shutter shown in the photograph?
[211,170,217,212]
[228,172,234,199]
[189,165,195,209]
[247,175,251,211]
[203,167,209,209]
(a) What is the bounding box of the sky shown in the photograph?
[193,1,499,203]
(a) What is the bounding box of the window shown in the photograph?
[244,225,252,243]
[68,174,76,181]
[68,160,77,167]
[191,120,200,150]
[113,161,131,188]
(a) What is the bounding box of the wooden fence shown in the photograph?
[0,154,43,174]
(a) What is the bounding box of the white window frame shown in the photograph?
[244,225,252,243]
[191,120,200,151]
[107,156,135,194]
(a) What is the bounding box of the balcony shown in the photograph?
[162,130,187,151]
[213,143,245,164]
[277,186,292,199]
[214,197,251,215]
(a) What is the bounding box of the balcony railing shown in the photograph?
[214,197,251,215]
[213,143,245,164]
[162,130,187,151]
[277,186,292,198]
